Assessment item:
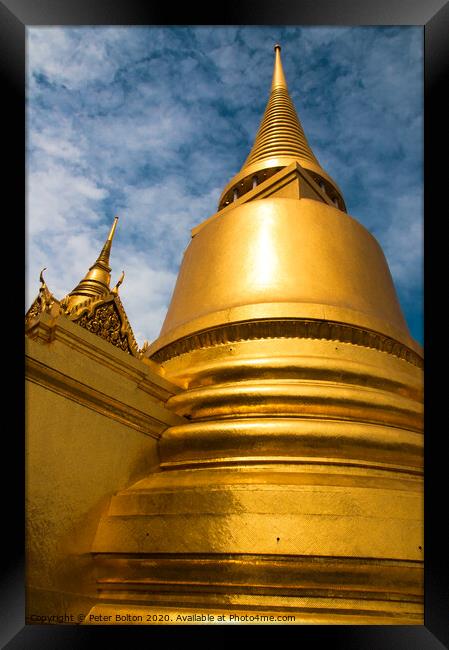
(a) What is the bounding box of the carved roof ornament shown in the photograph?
[112,270,125,295]
[140,340,151,356]
[25,218,142,358]
[71,293,138,356]
[25,268,62,329]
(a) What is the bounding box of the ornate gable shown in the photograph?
[26,218,143,359]
[71,293,140,357]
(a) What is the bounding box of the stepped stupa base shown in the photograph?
[85,599,423,625]
[88,461,423,626]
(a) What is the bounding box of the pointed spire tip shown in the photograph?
[94,215,119,268]
[107,215,119,242]
[271,41,287,90]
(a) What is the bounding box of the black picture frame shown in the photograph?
[4,1,448,647]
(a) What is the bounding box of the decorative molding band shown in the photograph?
[150,318,424,368]
[25,356,173,439]
[91,553,423,623]
[93,552,422,593]
[26,312,179,402]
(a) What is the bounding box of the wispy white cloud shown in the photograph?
[27,28,123,88]
[26,26,423,345]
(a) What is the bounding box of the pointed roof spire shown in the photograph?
[96,216,118,266]
[218,45,345,211]
[64,216,119,311]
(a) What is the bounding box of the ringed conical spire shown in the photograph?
[218,45,345,211]
[64,216,119,311]
[242,44,321,172]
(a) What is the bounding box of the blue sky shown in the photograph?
[26,26,423,346]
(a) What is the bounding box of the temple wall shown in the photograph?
[25,313,184,623]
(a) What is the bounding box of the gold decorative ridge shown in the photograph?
[26,356,167,438]
[150,318,423,368]
[27,312,180,401]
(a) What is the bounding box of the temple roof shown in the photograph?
[25,218,142,358]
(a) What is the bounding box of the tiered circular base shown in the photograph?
[91,333,423,623]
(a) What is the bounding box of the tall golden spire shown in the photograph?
[88,43,423,626]
[64,216,119,311]
[218,44,345,211]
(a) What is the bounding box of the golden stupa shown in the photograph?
[25,44,423,625]
[89,44,423,624]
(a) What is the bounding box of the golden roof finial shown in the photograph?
[218,45,345,211]
[64,216,120,311]
[112,270,125,295]
[25,267,61,328]
[37,268,53,306]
